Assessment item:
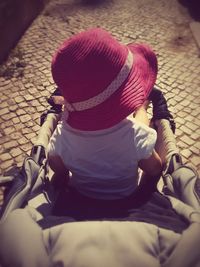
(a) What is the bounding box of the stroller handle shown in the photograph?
[34,112,60,150]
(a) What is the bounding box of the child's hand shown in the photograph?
[135,100,150,113]
[51,96,65,105]
[141,100,150,110]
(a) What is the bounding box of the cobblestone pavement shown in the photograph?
[0,0,200,189]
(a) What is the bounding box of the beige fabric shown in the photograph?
[161,196,200,267]
[155,119,179,168]
[41,196,199,267]
[0,209,50,267]
[34,113,60,149]
[168,196,200,223]
[43,221,179,267]
[0,201,199,267]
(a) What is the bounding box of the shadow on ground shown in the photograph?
[178,0,200,21]
[79,0,113,6]
[43,0,114,23]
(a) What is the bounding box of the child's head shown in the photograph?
[51,28,157,130]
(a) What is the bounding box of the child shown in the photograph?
[47,28,162,200]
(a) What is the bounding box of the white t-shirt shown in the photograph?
[47,118,157,199]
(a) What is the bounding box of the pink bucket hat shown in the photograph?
[51,28,158,130]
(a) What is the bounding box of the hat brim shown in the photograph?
[66,43,157,131]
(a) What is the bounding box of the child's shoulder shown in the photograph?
[126,117,157,138]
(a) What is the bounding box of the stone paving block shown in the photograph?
[175,117,185,125]
[180,135,195,146]
[16,109,26,116]
[10,132,23,140]
[36,105,46,112]
[194,141,200,150]
[186,121,199,131]
[29,99,41,107]
[28,88,38,94]
[21,143,32,153]
[1,159,14,171]
[26,121,34,128]
[1,120,13,129]
[24,94,35,101]
[178,111,188,118]
[1,112,16,121]
[0,153,12,162]
[21,128,32,135]
[18,102,29,108]
[184,115,194,122]
[1,95,9,102]
[3,140,18,150]
[32,125,40,132]
[18,137,29,145]
[40,90,51,97]
[12,117,20,124]
[14,124,23,131]
[181,149,192,159]
[191,133,200,141]
[10,147,22,158]
[3,126,16,135]
[190,109,199,117]
[32,113,41,121]
[0,145,4,154]
[9,105,18,112]
[190,146,200,155]
[193,118,200,126]
[14,96,25,104]
[177,140,188,149]
[190,103,199,110]
[179,125,193,135]
[191,90,199,97]
[175,128,182,138]
[0,108,10,116]
[24,83,34,89]
[190,156,200,167]
[25,132,37,140]
[19,114,32,123]
[15,153,27,165]
[0,102,8,109]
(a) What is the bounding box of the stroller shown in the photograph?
[0,90,200,267]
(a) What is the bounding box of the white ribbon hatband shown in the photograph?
[64,49,134,113]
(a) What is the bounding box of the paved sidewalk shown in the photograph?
[0,0,200,181]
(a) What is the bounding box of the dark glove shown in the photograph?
[47,87,63,114]
[40,88,63,126]
[149,87,176,133]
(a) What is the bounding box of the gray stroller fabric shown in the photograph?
[154,119,179,168]
[155,119,200,210]
[34,113,60,149]
[0,157,41,221]
[38,187,189,233]
[0,197,199,267]
[164,165,200,210]
[0,209,50,267]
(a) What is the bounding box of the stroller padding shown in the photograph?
[0,202,200,267]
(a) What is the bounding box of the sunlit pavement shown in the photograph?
[0,0,199,183]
